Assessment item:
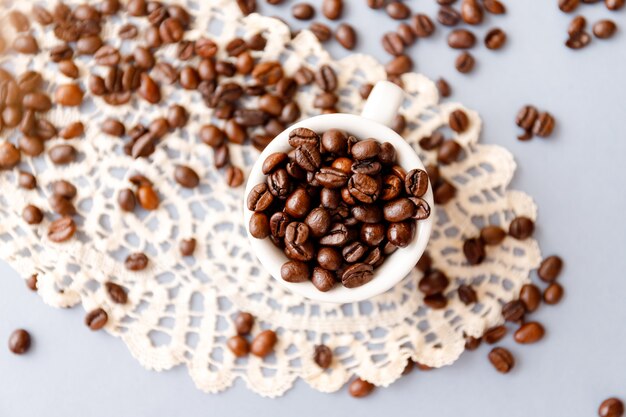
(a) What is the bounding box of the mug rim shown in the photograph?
[243,113,434,304]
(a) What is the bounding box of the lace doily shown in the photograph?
[0,0,542,397]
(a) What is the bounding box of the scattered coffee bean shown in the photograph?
[386,54,413,75]
[461,0,483,25]
[485,28,506,50]
[235,312,255,336]
[137,185,159,210]
[593,20,617,39]
[292,3,315,20]
[488,347,514,373]
[509,216,534,240]
[22,204,43,225]
[125,252,149,271]
[538,255,563,283]
[448,29,476,49]
[463,237,486,265]
[174,165,200,189]
[438,6,461,26]
[386,2,411,20]
[480,225,506,245]
[502,300,526,322]
[18,171,37,190]
[179,238,197,257]
[105,282,128,304]
[483,325,507,344]
[605,0,625,10]
[322,0,343,20]
[335,23,357,49]
[449,109,470,133]
[514,322,545,344]
[458,284,478,305]
[250,329,277,357]
[559,0,580,12]
[453,47,475,73]
[349,378,375,398]
[85,308,108,330]
[8,329,31,354]
[55,83,84,106]
[48,217,76,242]
[436,78,451,97]
[411,14,435,38]
[313,344,333,368]
[519,284,542,312]
[599,398,624,417]
[310,22,332,42]
[532,112,555,137]
[26,274,38,291]
[484,0,506,14]
[227,335,250,357]
[543,282,564,305]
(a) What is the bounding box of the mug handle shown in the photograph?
[360,81,405,128]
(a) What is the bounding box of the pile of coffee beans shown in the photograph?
[248,127,431,291]
[226,311,278,358]
[515,105,556,141]
[559,0,620,49]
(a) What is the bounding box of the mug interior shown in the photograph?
[243,113,434,304]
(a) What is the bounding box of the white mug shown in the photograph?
[243,81,434,304]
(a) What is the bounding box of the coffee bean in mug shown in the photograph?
[248,128,430,292]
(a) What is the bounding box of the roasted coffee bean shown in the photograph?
[48,217,76,242]
[22,204,44,225]
[85,308,108,331]
[438,6,461,26]
[8,329,31,354]
[359,223,385,246]
[127,0,147,16]
[448,29,476,49]
[434,179,456,204]
[290,2,314,20]
[101,118,125,137]
[18,171,37,190]
[484,0,506,13]
[480,225,506,245]
[313,92,338,109]
[405,169,429,197]
[49,194,76,216]
[349,378,375,398]
[419,269,450,296]
[32,5,53,25]
[342,263,374,288]
[449,109,470,133]
[593,20,617,39]
[234,312,255,336]
[315,65,338,92]
[351,140,380,160]
[320,222,349,246]
[569,15,587,37]
[105,282,128,304]
[167,105,188,129]
[411,14,435,38]
[23,92,52,112]
[458,284,478,305]
[419,132,444,151]
[461,0,483,25]
[309,22,332,42]
[351,160,382,176]
[395,24,415,46]
[159,17,184,43]
[227,335,249,357]
[386,54,413,75]
[485,28,507,50]
[436,78,451,97]
[544,282,564,305]
[295,143,322,172]
[516,105,538,131]
[19,136,44,157]
[58,59,79,79]
[332,157,353,174]
[17,71,42,93]
[599,398,624,417]
[270,212,290,239]
[317,247,342,271]
[48,144,77,165]
[455,51,475,74]
[55,83,83,107]
[267,168,290,198]
[566,31,591,49]
[138,73,160,104]
[252,61,283,86]
[381,174,403,201]
[483,325,507,344]
[59,122,84,140]
[605,0,625,10]
[342,241,367,263]
[249,212,271,239]
[302,208,330,238]
[509,216,534,240]
[13,34,39,54]
[488,347,514,373]
[514,322,544,344]
[261,153,288,175]
[118,188,136,212]
[176,237,196,257]
[387,221,414,247]
[226,166,244,188]
[465,336,482,351]
[3,106,22,128]
[559,0,580,12]
[137,185,160,210]
[213,144,229,168]
[538,255,563,283]
[76,35,102,55]
[367,0,385,8]
[248,183,274,212]
[313,344,333,368]
[250,330,277,358]
[463,237,486,265]
[118,23,138,39]
[386,2,411,19]
[88,75,106,96]
[383,198,416,222]
[438,140,463,165]
[424,293,448,309]
[174,165,200,189]
[519,284,541,312]
[50,180,76,200]
[416,251,432,272]
[502,300,526,322]
[335,23,357,50]
[284,188,312,218]
[281,260,310,283]
[125,252,149,271]
[348,173,380,203]
[533,112,555,137]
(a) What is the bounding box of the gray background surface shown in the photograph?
[2,1,626,416]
